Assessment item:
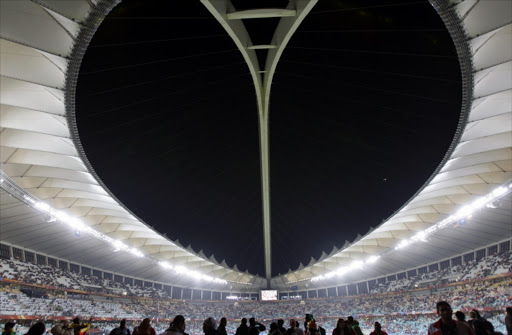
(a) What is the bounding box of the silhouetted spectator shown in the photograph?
[25,323,45,335]
[428,301,474,335]
[236,319,249,335]
[369,322,387,335]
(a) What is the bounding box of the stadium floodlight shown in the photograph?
[351,260,364,269]
[130,248,144,258]
[159,261,173,269]
[306,183,512,284]
[395,239,410,250]
[0,176,245,285]
[366,255,380,264]
[35,201,51,212]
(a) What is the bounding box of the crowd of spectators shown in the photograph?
[1,276,511,334]
[2,251,510,300]
[1,250,511,334]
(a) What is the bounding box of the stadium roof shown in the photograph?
[0,0,511,292]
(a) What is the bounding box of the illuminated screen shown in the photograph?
[260,290,278,301]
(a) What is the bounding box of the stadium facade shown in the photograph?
[0,0,511,299]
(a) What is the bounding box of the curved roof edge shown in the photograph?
[274,0,512,287]
[0,0,264,290]
[64,0,265,287]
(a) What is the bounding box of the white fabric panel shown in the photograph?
[471,25,512,71]
[0,163,31,178]
[0,77,65,115]
[441,148,512,172]
[71,199,125,212]
[29,187,62,199]
[462,113,512,141]
[453,132,512,158]
[23,165,96,184]
[0,146,17,162]
[87,208,136,220]
[421,175,485,194]
[0,105,69,137]
[100,216,143,225]
[39,50,69,73]
[40,178,108,195]
[393,206,439,217]
[453,0,477,20]
[10,176,47,189]
[469,90,512,122]
[37,0,92,22]
[0,0,74,56]
[433,162,505,184]
[43,7,82,38]
[461,0,512,38]
[6,149,84,171]
[0,39,66,89]
[0,129,77,156]
[474,61,512,98]
[57,189,117,204]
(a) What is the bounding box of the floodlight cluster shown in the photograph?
[23,194,146,258]
[158,261,227,284]
[0,174,237,286]
[309,183,512,283]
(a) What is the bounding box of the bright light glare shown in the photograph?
[366,255,380,264]
[3,179,237,285]
[351,260,364,269]
[307,182,512,283]
[35,201,50,212]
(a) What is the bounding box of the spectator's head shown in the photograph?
[172,315,186,332]
[269,323,278,333]
[374,322,381,331]
[203,317,217,334]
[61,320,69,328]
[241,318,247,326]
[470,309,482,319]
[295,322,300,329]
[220,318,226,327]
[249,318,256,326]
[336,319,346,329]
[73,318,80,324]
[455,311,465,322]
[120,320,126,328]
[507,307,512,315]
[139,318,151,334]
[26,322,45,335]
[248,327,259,335]
[5,322,15,331]
[347,316,354,325]
[436,301,453,322]
[277,320,284,328]
[289,319,296,329]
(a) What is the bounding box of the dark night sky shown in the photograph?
[76,0,461,277]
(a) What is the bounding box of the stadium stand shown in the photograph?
[1,246,511,334]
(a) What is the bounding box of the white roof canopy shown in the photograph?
[0,0,510,292]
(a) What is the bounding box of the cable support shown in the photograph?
[280,60,460,83]
[287,46,457,59]
[90,34,226,48]
[311,1,427,14]
[86,61,246,96]
[81,49,238,75]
